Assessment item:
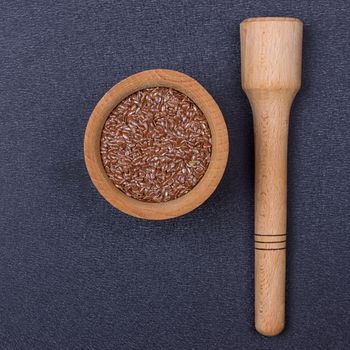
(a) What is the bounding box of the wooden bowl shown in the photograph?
[84,69,228,220]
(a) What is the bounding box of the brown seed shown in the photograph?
[100,87,212,203]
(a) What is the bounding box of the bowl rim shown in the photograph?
[84,69,229,220]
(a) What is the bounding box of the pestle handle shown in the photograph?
[253,94,291,336]
[240,17,303,336]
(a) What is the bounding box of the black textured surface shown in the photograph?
[1,1,350,349]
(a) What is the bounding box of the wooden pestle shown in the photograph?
[240,17,303,336]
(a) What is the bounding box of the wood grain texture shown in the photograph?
[241,17,303,336]
[84,69,229,220]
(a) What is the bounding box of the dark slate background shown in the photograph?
[1,1,349,349]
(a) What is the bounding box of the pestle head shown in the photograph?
[240,17,303,94]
